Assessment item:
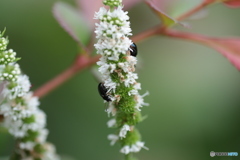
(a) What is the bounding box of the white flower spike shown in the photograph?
[95,1,149,159]
[0,29,59,160]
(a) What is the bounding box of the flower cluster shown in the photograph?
[95,1,149,159]
[0,29,59,160]
[103,0,122,7]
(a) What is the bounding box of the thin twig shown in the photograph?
[176,0,215,21]
[33,55,100,98]
[131,25,164,43]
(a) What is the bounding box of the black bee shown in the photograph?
[129,43,138,57]
[98,82,112,102]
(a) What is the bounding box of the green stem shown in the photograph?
[125,153,137,160]
[125,154,130,160]
[110,6,115,12]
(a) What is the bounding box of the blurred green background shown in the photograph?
[1,0,240,160]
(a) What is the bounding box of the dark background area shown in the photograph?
[0,0,240,160]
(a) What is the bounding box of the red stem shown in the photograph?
[33,55,100,98]
[131,25,164,43]
[33,64,77,98]
[164,29,206,42]
[176,0,215,21]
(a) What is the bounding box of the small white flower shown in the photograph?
[120,141,148,154]
[38,129,49,143]
[42,143,60,160]
[124,72,138,87]
[128,83,141,96]
[107,118,116,128]
[119,124,130,138]
[94,7,108,20]
[130,141,149,153]
[135,91,150,111]
[106,102,116,117]
[3,74,31,99]
[19,142,35,150]
[107,134,119,146]
[120,145,131,155]
[104,78,117,93]
[109,63,116,73]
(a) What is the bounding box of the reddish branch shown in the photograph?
[176,0,215,21]
[33,55,100,98]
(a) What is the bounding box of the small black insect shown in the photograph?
[98,82,112,102]
[129,43,138,57]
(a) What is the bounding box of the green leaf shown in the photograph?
[146,0,205,27]
[165,29,240,71]
[53,2,91,47]
[146,1,186,27]
[166,0,203,18]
